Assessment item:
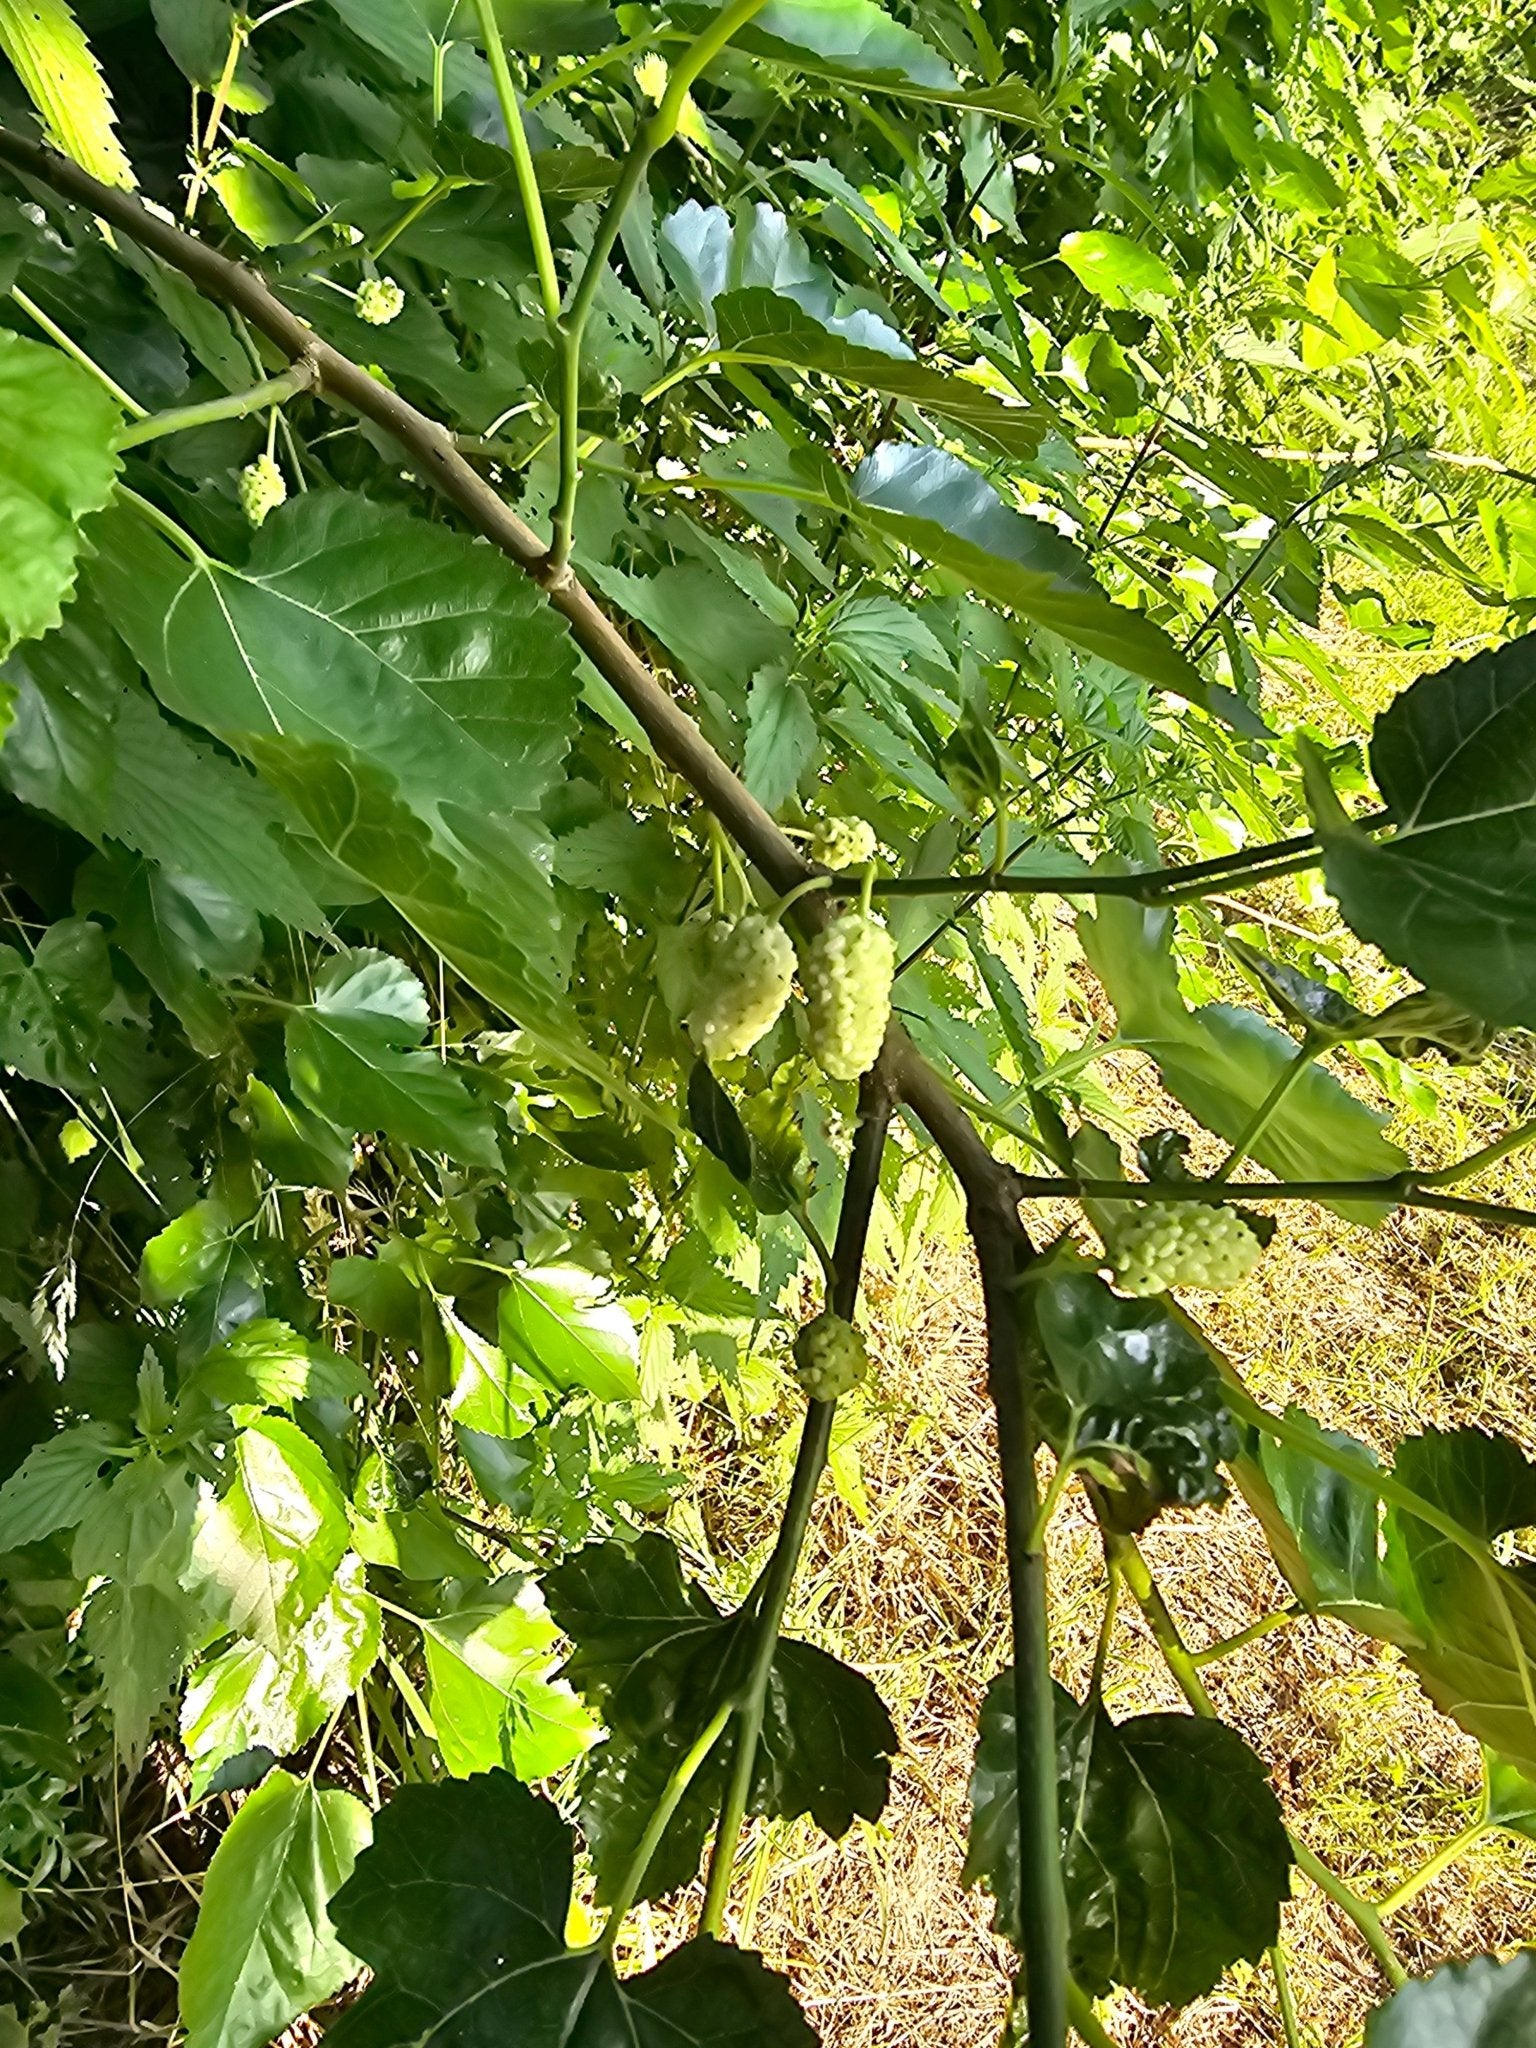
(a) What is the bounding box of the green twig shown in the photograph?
[1189,1604,1303,1666]
[1272,1945,1305,2048]
[1211,1041,1320,1182]
[1374,1820,1487,1916]
[1009,1171,1536,1233]
[697,1063,894,1936]
[473,0,562,327]
[9,286,146,416]
[1066,1981,1121,2048]
[116,363,314,446]
[548,0,773,572]
[602,1700,734,1951]
[974,1189,1069,2048]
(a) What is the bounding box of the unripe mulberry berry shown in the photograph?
[1108,1202,1262,1296]
[239,454,286,527]
[356,277,405,326]
[686,914,794,1064]
[803,911,894,1080]
[792,1313,868,1401]
[809,815,877,871]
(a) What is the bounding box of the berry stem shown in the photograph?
[766,873,832,922]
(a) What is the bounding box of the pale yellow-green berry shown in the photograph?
[809,815,877,871]
[792,1313,868,1401]
[686,914,794,1064]
[1109,1202,1263,1296]
[356,276,405,326]
[803,911,894,1080]
[238,454,286,527]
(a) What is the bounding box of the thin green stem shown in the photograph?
[973,1192,1068,2048]
[118,486,209,564]
[9,287,146,416]
[1190,1604,1303,1667]
[766,873,833,921]
[1029,1451,1077,1551]
[1011,1171,1536,1233]
[1374,1820,1487,1916]
[1066,1981,1120,2048]
[855,825,1349,904]
[698,1401,834,1934]
[116,365,313,447]
[1088,1563,1120,1702]
[1289,1839,1408,1988]
[1211,1042,1319,1182]
[1272,1945,1304,2048]
[699,1065,893,1934]
[473,0,562,327]
[601,1700,733,1951]
[549,0,772,571]
[185,14,245,218]
[1110,1529,1408,1991]
[1416,1116,1536,1188]
[364,178,452,263]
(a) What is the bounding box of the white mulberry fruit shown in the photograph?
[1108,1202,1263,1296]
[356,277,406,326]
[793,1313,868,1401]
[803,911,894,1080]
[809,815,877,871]
[239,454,286,527]
[686,914,794,1064]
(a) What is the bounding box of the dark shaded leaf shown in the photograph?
[687,1060,754,1184]
[1307,632,1536,1027]
[325,1771,817,2046]
[1027,1248,1238,1529]
[965,1673,1292,2005]
[1364,1953,1536,2045]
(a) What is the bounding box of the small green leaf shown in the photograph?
[190,1320,373,1409]
[715,288,1043,458]
[0,1652,74,1780]
[1384,1428,1536,1777]
[1058,230,1180,310]
[498,1268,641,1404]
[178,1767,371,2048]
[324,1771,816,2046]
[0,917,115,1092]
[965,1674,1292,2005]
[181,1556,381,1798]
[546,1534,893,1903]
[140,1199,250,1307]
[687,1059,755,1185]
[743,661,818,813]
[1079,896,1408,1219]
[1483,1749,1536,1842]
[285,949,500,1169]
[1364,1953,1536,2045]
[1256,1407,1408,1634]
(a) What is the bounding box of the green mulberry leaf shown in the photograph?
[324,1771,816,2046]
[965,1674,1292,2006]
